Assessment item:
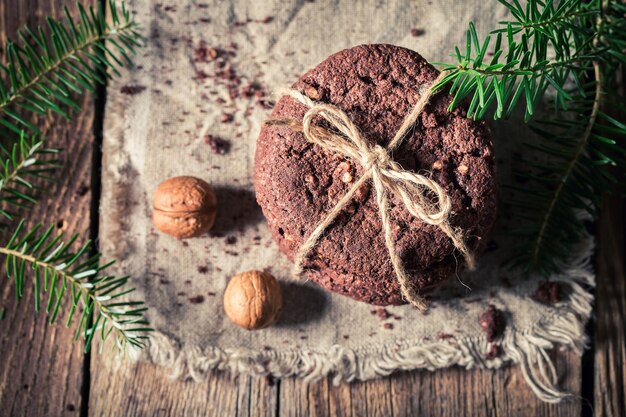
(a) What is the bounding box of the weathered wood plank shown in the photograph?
[0,2,95,416]
[88,360,278,417]
[595,195,626,417]
[277,350,580,417]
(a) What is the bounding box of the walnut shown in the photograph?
[223,270,283,330]
[152,176,217,239]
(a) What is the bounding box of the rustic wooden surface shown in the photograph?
[0,1,624,416]
[0,2,95,416]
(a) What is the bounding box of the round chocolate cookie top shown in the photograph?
[255,44,497,305]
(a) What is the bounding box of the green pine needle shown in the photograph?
[436,0,626,275]
[0,1,150,354]
[0,131,60,224]
[0,0,142,136]
[434,0,626,121]
[0,221,152,353]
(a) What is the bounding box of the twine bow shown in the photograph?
[264,73,475,310]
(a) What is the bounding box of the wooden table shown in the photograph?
[0,1,624,416]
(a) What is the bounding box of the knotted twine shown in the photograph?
[263,72,475,310]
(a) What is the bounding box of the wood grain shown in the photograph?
[0,2,96,417]
[593,68,626,417]
[277,351,581,417]
[594,196,626,417]
[88,358,278,417]
[89,351,581,416]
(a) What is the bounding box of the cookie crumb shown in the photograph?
[383,323,394,330]
[376,307,391,320]
[194,41,219,62]
[485,343,502,360]
[197,266,209,274]
[410,28,425,37]
[204,134,230,154]
[120,85,146,95]
[479,304,506,342]
[189,295,205,304]
[534,281,561,304]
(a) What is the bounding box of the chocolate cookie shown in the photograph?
[255,44,497,305]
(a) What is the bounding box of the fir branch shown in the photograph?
[0,0,142,136]
[530,63,603,271]
[0,221,151,353]
[0,2,150,354]
[436,0,626,275]
[0,131,60,224]
[433,0,604,120]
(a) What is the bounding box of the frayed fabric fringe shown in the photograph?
[127,232,595,404]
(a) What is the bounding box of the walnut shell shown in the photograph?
[152,176,217,238]
[224,270,283,330]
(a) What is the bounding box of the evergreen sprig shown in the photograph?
[0,1,150,354]
[436,0,626,275]
[0,131,60,224]
[0,0,141,136]
[1,221,151,353]
[432,0,626,121]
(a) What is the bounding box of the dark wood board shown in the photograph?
[0,2,96,416]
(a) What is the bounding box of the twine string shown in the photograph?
[263,72,475,309]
